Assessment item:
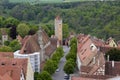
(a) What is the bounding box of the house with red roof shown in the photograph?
[75,34,120,80]
[0,57,33,80]
[77,34,105,75]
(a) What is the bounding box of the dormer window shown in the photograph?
[1,62,5,65]
[12,62,17,66]
[24,49,27,53]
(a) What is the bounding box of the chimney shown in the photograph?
[112,61,114,68]
[107,55,109,61]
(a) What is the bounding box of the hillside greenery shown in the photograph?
[0,1,120,40]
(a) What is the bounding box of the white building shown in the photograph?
[14,50,40,72]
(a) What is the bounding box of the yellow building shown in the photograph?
[106,37,117,47]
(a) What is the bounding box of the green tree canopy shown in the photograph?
[0,16,5,28]
[0,46,12,52]
[70,37,77,47]
[37,71,52,80]
[63,23,69,39]
[9,39,21,51]
[43,59,57,74]
[4,40,10,46]
[66,52,76,61]
[51,53,60,63]
[4,17,19,27]
[55,46,64,57]
[41,24,54,37]
[64,59,75,75]
[17,23,30,38]
[105,48,120,61]
[34,72,39,80]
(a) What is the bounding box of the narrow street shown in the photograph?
[52,46,70,80]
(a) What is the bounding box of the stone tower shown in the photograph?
[54,16,62,45]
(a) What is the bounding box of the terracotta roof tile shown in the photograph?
[80,66,92,73]
[91,37,105,47]
[0,58,28,80]
[71,74,113,80]
[0,73,13,80]
[45,38,57,56]
[0,52,13,58]
[105,61,120,76]
[20,29,49,54]
[55,16,61,20]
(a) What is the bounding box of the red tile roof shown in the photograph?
[0,72,13,80]
[0,58,28,80]
[20,35,40,54]
[77,35,97,66]
[55,16,61,20]
[45,38,57,56]
[91,37,105,47]
[105,61,120,76]
[20,29,57,57]
[0,52,13,58]
[80,66,92,73]
[20,29,49,54]
[80,52,105,75]
[71,74,113,80]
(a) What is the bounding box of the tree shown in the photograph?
[9,26,17,39]
[9,39,21,51]
[37,71,52,80]
[63,24,69,39]
[4,17,19,28]
[70,43,77,53]
[43,59,57,74]
[41,24,54,37]
[34,72,39,80]
[51,53,60,63]
[0,46,12,52]
[105,48,120,61]
[4,40,10,46]
[28,24,38,35]
[66,52,76,61]
[17,23,30,38]
[70,37,77,47]
[64,59,75,75]
[56,46,64,57]
[0,16,5,28]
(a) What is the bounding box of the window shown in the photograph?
[34,57,38,61]
[1,62,5,65]
[35,68,38,72]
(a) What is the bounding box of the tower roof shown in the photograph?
[55,16,61,20]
